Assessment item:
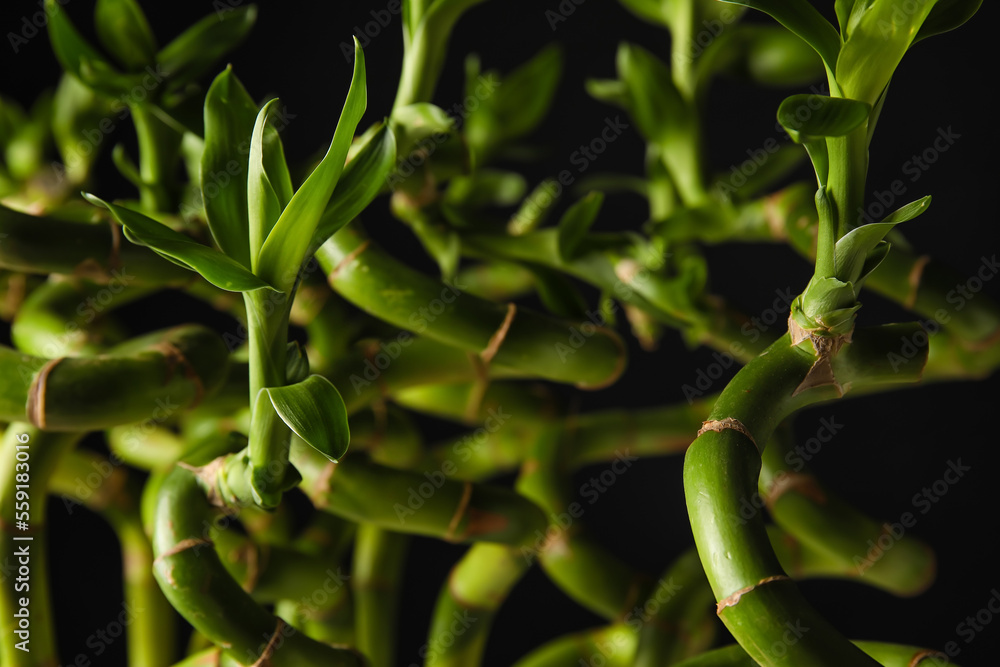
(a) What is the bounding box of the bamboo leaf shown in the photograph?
[265,375,350,463]
[256,39,367,293]
[202,67,258,268]
[95,0,157,70]
[156,5,257,89]
[777,95,870,143]
[916,0,982,42]
[482,45,563,147]
[82,194,277,293]
[618,0,670,27]
[248,98,286,266]
[45,0,138,96]
[310,124,396,253]
[529,266,588,319]
[719,0,841,75]
[835,0,855,36]
[616,42,687,147]
[880,195,932,224]
[558,192,604,262]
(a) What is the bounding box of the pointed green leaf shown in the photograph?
[45,0,137,96]
[52,74,115,183]
[558,192,605,262]
[157,5,257,89]
[836,1,935,105]
[720,0,842,76]
[248,98,286,266]
[285,341,310,384]
[777,95,871,143]
[265,375,350,463]
[256,39,367,293]
[618,0,670,27]
[616,43,687,147]
[82,193,277,293]
[835,0,855,36]
[855,240,891,290]
[916,0,982,42]
[95,0,157,70]
[311,124,396,253]
[202,66,258,268]
[881,195,931,224]
[489,45,563,143]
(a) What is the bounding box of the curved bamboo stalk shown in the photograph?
[151,465,365,666]
[683,325,929,665]
[352,524,408,667]
[0,325,229,431]
[317,225,627,389]
[293,441,547,547]
[670,641,960,667]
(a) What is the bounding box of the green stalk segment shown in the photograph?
[426,542,530,666]
[353,524,408,667]
[317,226,626,389]
[0,204,194,285]
[49,449,175,667]
[683,326,928,665]
[512,623,637,667]
[151,465,365,666]
[0,325,229,431]
[670,642,961,667]
[0,424,82,667]
[293,441,547,546]
[760,425,936,597]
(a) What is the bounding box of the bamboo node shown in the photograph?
[153,538,213,564]
[329,240,371,279]
[481,303,516,364]
[697,417,758,454]
[445,481,474,541]
[788,315,853,397]
[905,255,930,309]
[909,649,943,666]
[251,618,287,667]
[764,472,827,509]
[26,357,64,429]
[716,574,790,614]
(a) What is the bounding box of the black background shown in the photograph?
[2,1,999,665]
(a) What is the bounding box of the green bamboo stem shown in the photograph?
[633,548,717,666]
[683,325,929,665]
[670,642,960,667]
[151,465,365,666]
[130,104,181,212]
[317,226,627,389]
[456,261,536,302]
[0,423,82,666]
[349,404,424,470]
[512,624,638,667]
[353,524,408,667]
[11,278,154,357]
[293,440,547,547]
[49,449,175,667]
[759,424,936,597]
[516,428,650,621]
[425,542,529,667]
[0,203,194,285]
[107,422,187,470]
[0,325,229,431]
[459,229,766,361]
